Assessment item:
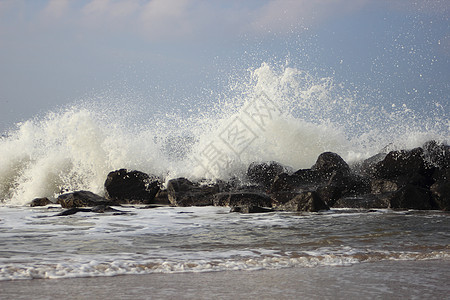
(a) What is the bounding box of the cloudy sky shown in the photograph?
[0,0,449,132]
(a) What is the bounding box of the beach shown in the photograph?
[2,260,449,300]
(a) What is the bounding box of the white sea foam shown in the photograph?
[0,63,448,205]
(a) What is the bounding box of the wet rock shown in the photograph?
[311,152,351,179]
[30,197,52,207]
[333,195,390,209]
[247,161,289,189]
[388,184,433,210]
[57,191,112,208]
[371,148,431,180]
[213,191,272,207]
[167,178,219,207]
[276,191,329,212]
[371,179,399,194]
[422,140,450,169]
[430,169,450,211]
[230,205,273,214]
[55,205,128,216]
[104,169,160,204]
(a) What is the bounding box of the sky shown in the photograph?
[0,0,449,133]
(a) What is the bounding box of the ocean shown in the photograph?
[0,63,449,298]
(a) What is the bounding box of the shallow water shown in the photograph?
[0,205,448,280]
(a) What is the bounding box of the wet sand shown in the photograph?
[1,260,449,300]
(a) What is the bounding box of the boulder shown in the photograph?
[104,169,160,204]
[311,152,351,179]
[57,191,112,208]
[371,148,430,180]
[30,197,52,207]
[213,191,272,207]
[276,191,329,212]
[167,178,219,207]
[247,161,289,189]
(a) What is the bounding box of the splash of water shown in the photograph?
[0,62,448,205]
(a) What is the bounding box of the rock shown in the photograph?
[388,184,433,210]
[55,205,128,216]
[333,195,390,209]
[430,169,450,211]
[57,191,111,208]
[104,169,160,204]
[422,140,450,169]
[167,178,219,207]
[213,191,272,207]
[153,189,170,205]
[316,185,342,207]
[276,191,329,212]
[230,205,273,213]
[247,161,289,189]
[371,179,399,194]
[311,152,351,179]
[30,197,52,207]
[371,148,431,180]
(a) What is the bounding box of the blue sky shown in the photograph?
[0,0,449,133]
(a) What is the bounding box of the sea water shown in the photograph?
[0,63,448,282]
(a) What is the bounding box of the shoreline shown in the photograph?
[1,260,449,300]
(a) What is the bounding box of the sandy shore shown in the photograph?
[1,260,449,300]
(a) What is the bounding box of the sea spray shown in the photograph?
[0,62,448,205]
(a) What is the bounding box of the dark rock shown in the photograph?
[104,169,160,204]
[388,184,433,210]
[311,152,350,179]
[371,148,430,180]
[55,205,128,216]
[333,195,390,209]
[422,140,450,169]
[213,191,272,207]
[353,153,387,176]
[247,161,289,189]
[153,189,170,205]
[371,179,399,194]
[57,191,111,208]
[430,169,450,211]
[230,205,273,213]
[316,185,342,207]
[167,178,219,207]
[328,172,371,196]
[30,197,52,207]
[276,191,329,212]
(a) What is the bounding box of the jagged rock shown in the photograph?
[167,178,219,207]
[276,191,329,212]
[30,197,52,207]
[247,161,289,189]
[311,152,350,179]
[104,169,160,204]
[57,191,111,208]
[213,191,272,207]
